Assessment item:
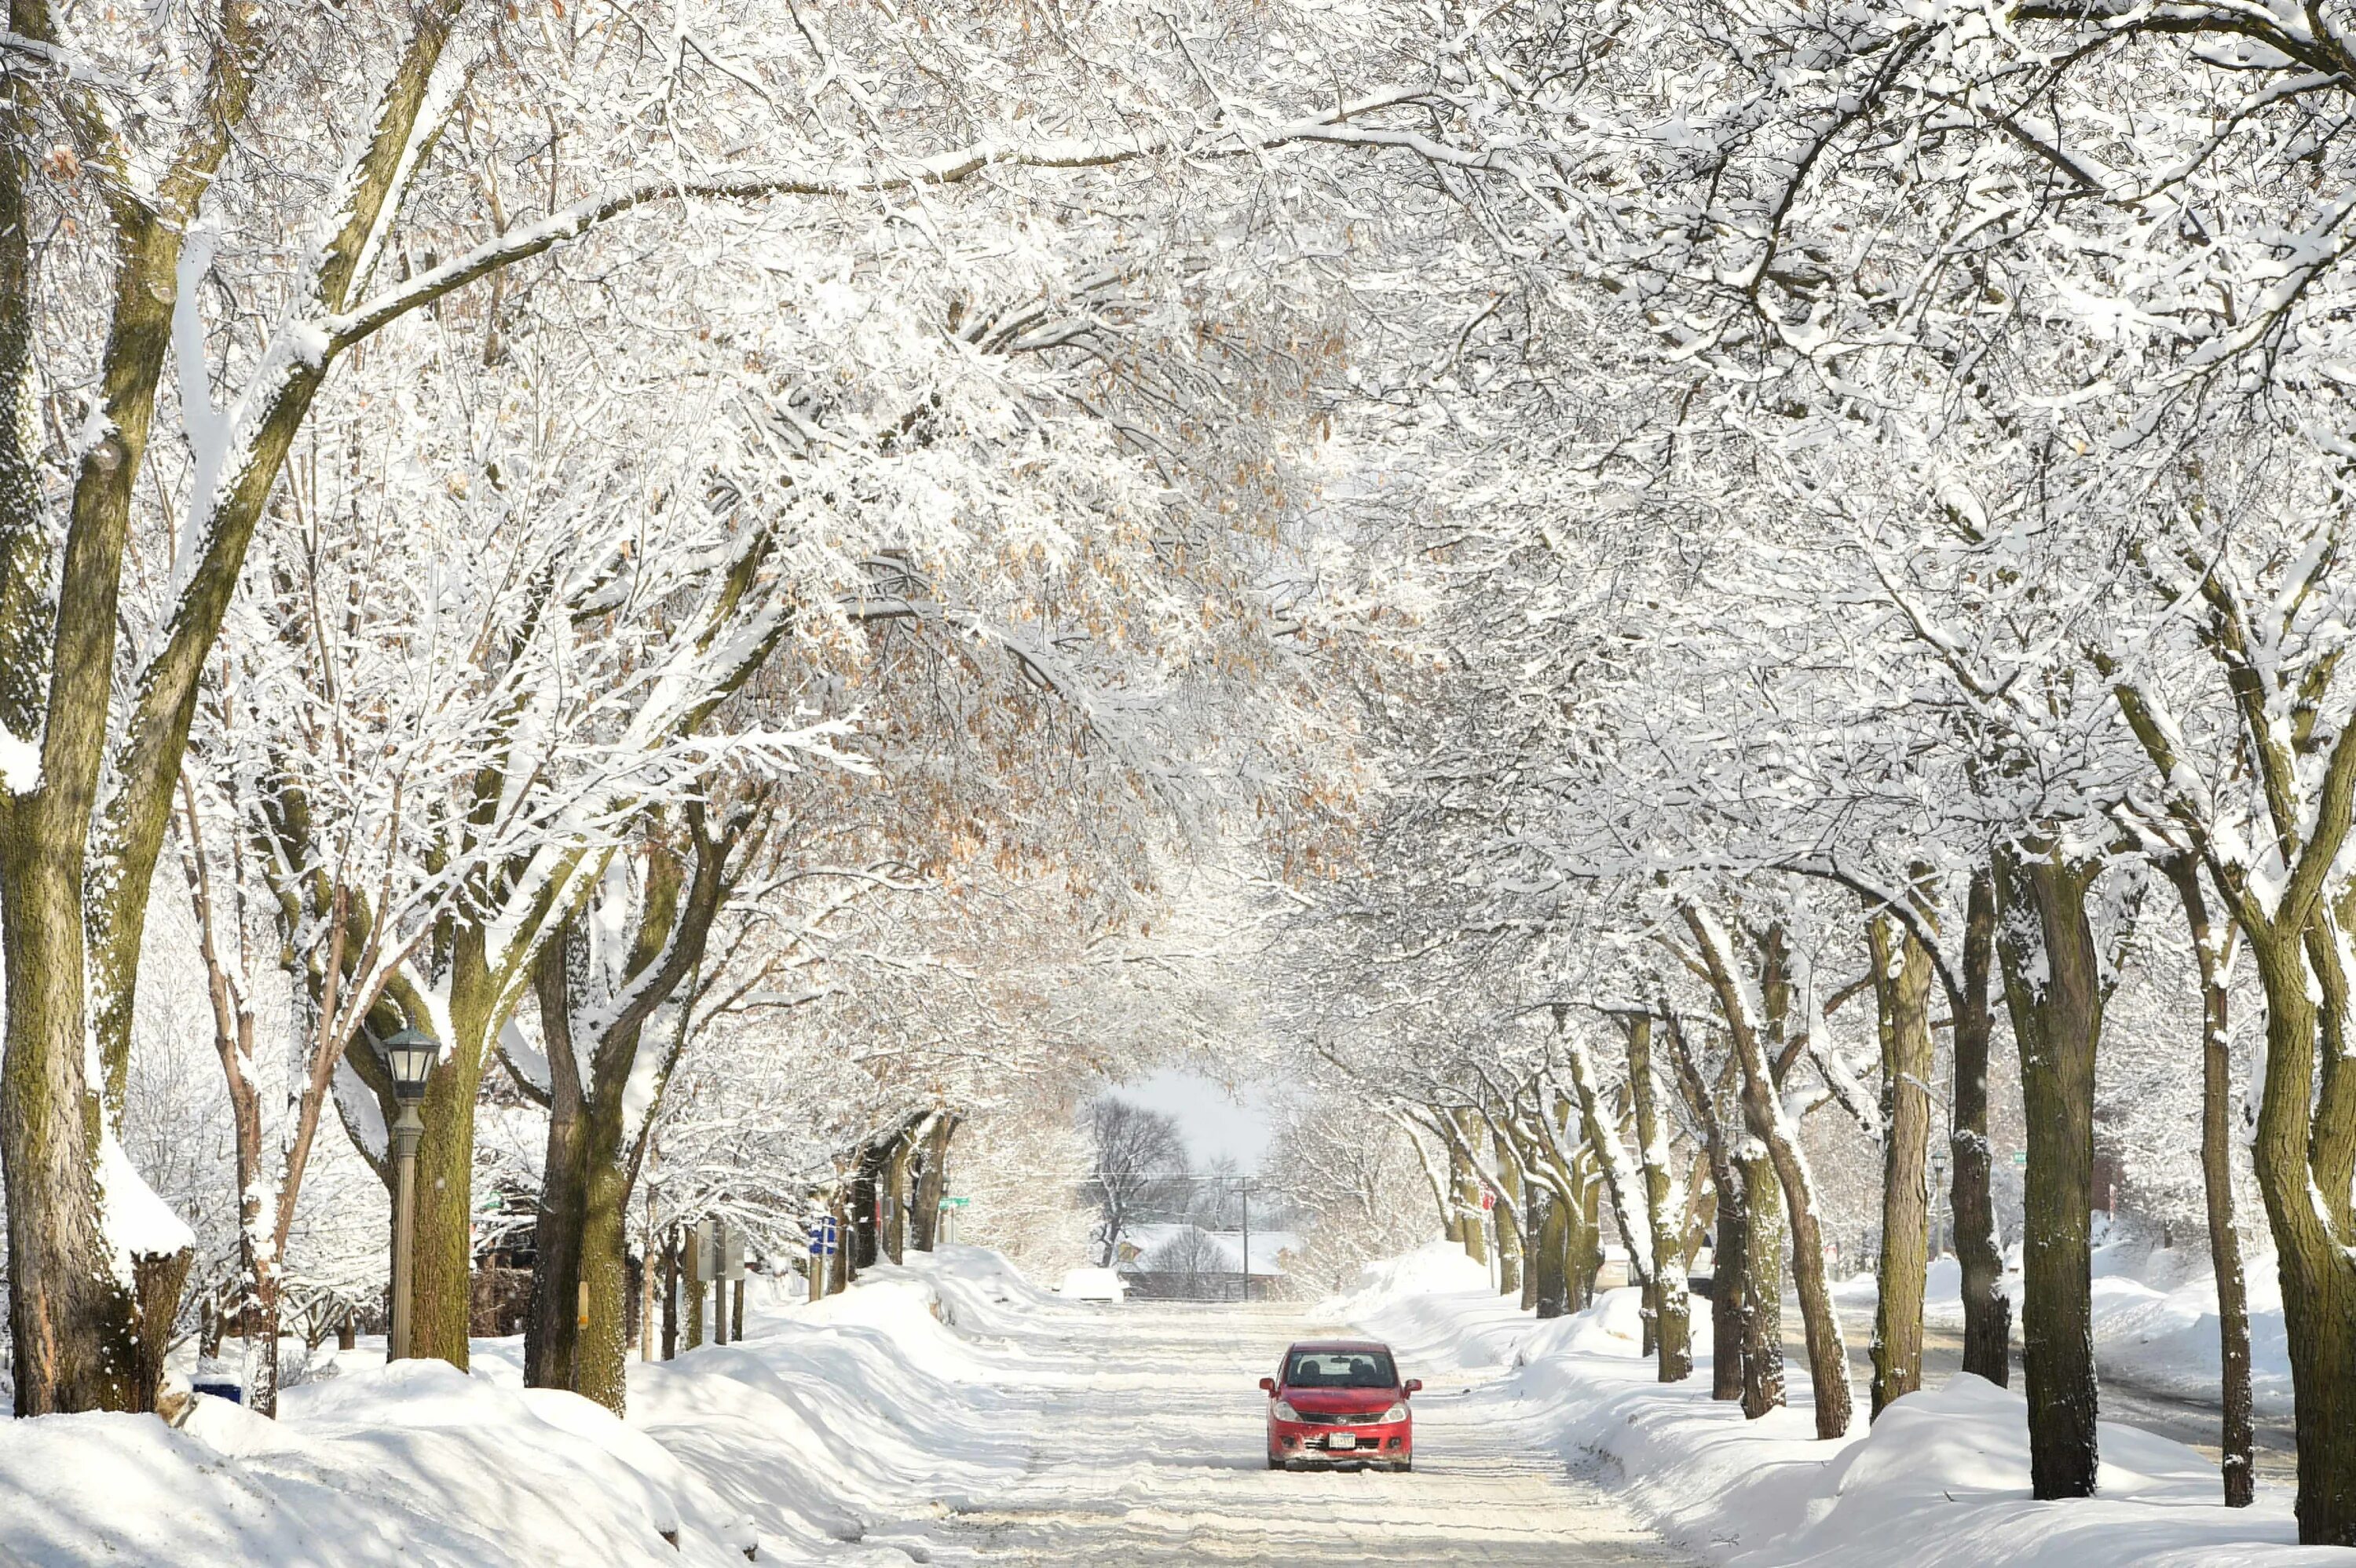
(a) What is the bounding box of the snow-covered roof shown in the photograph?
[1113,1223,1301,1276]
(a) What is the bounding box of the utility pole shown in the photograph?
[1239,1176,1251,1305]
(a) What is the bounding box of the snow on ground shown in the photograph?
[0,1247,1077,1568]
[1827,1237,2296,1416]
[3,1239,2319,1567]
[1334,1242,2343,1568]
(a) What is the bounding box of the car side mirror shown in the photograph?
[1259,1377,1276,1394]
[1404,1380,1422,1397]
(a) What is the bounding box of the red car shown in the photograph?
[1260,1338,1421,1471]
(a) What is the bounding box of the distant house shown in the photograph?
[1114,1223,1301,1301]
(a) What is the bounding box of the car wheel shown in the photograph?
[1394,1460,1413,1473]
[1267,1456,1282,1471]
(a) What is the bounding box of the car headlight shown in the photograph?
[1271,1399,1300,1421]
[1381,1402,1409,1424]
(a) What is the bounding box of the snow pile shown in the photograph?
[0,1248,1048,1567]
[1831,1240,2296,1416]
[2090,1245,2295,1417]
[1316,1237,1491,1320]
[1338,1252,2336,1567]
[0,1361,752,1567]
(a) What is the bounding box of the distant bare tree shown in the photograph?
[1142,1226,1227,1278]
[1083,1097,1187,1266]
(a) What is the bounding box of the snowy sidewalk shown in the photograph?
[1333,1242,2351,1568]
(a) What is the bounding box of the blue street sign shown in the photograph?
[807,1216,840,1256]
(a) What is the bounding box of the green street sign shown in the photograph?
[940,1196,971,1208]
[2011,1150,2028,1168]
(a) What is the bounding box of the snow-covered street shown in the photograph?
[889,1299,1688,1566]
[0,1246,1691,1567]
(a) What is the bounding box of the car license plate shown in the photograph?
[1329,1433,1358,1451]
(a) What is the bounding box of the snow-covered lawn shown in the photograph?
[1334,1241,2343,1568]
[0,1248,1074,1567]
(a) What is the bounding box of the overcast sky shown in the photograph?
[1114,1067,1273,1174]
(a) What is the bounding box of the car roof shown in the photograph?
[1284,1339,1392,1354]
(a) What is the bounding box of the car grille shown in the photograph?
[1296,1410,1385,1425]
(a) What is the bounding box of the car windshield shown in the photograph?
[1286,1350,1397,1389]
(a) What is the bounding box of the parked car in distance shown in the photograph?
[1260,1339,1419,1471]
[1056,1267,1127,1303]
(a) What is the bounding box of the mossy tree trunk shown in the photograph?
[1949,870,2012,1387]
[1736,1145,1783,1418]
[1622,1014,1692,1383]
[1491,1119,1525,1299]
[1868,913,1935,1420]
[1687,910,1851,1438]
[1990,844,2106,1500]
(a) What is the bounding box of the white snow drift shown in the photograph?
[1333,1240,2343,1568]
[0,1246,1074,1568]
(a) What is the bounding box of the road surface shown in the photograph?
[883,1300,1691,1566]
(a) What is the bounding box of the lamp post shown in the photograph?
[379,1028,437,1361]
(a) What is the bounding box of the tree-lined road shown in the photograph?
[891,1302,1689,1566]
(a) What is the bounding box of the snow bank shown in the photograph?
[1337,1252,2337,1567]
[1833,1240,2297,1416]
[0,1361,749,1566]
[1317,1237,1491,1320]
[2089,1245,2295,1417]
[0,1248,1052,1567]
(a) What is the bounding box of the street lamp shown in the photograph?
[380,1028,437,1361]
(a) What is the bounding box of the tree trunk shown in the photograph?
[1491,1120,1524,1299]
[565,1146,634,1409]
[1868,913,1934,1420]
[1560,1027,1650,1315]
[1951,869,2011,1386]
[684,1226,705,1350]
[525,994,590,1391]
[1992,846,2104,1500]
[216,1003,284,1417]
[1446,1119,1487,1264]
[0,827,150,1413]
[400,1037,485,1368]
[1665,1012,1747,1402]
[884,1136,913,1265]
[2161,856,2254,1505]
[661,1229,679,1359]
[1712,1166,1752,1403]
[135,1247,195,1412]
[1520,1171,1542,1311]
[1687,911,1848,1436]
[1737,1146,1784,1418]
[2244,923,2356,1544]
[852,1162,880,1270]
[1533,1190,1571,1317]
[349,943,506,1372]
[911,1113,956,1252]
[1624,1015,1692,1382]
